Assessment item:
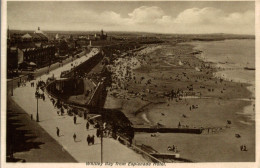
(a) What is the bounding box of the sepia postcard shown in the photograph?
[1,0,259,168]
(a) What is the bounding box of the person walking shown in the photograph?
[56,127,60,137]
[74,115,77,124]
[87,135,90,145]
[92,135,95,145]
[73,133,76,142]
[86,122,89,130]
[96,128,100,137]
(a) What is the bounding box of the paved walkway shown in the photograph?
[11,48,147,163]
[7,96,77,162]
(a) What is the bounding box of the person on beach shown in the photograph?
[241,145,247,151]
[73,133,76,142]
[56,127,60,137]
[172,145,176,152]
[178,122,181,128]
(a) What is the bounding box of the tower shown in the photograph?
[55,34,59,40]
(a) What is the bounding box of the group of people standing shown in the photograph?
[86,135,95,145]
[56,118,99,146]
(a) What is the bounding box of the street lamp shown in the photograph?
[100,114,103,163]
[36,96,39,122]
[11,77,13,96]
[11,70,14,96]
[89,113,103,163]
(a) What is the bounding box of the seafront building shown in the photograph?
[7,27,55,71]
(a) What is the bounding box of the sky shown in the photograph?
[7,1,255,34]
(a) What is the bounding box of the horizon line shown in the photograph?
[8,29,255,36]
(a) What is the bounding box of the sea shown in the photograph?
[187,39,255,122]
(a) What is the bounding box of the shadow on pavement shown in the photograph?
[6,110,45,162]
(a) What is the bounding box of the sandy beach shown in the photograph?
[104,39,255,162]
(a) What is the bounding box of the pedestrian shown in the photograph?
[86,122,89,130]
[92,135,95,144]
[73,133,76,142]
[61,108,64,115]
[74,115,77,124]
[56,127,60,137]
[31,114,33,120]
[84,112,87,119]
[96,128,100,137]
[42,94,45,101]
[87,135,90,145]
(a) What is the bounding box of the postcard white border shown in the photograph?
[1,0,259,168]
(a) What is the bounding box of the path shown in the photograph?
[11,48,147,163]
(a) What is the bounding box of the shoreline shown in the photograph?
[104,40,255,162]
[188,41,255,122]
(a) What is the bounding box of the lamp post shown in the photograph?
[11,77,13,96]
[36,96,39,122]
[90,112,104,163]
[100,114,103,163]
[11,70,14,96]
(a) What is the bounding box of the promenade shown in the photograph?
[11,48,147,163]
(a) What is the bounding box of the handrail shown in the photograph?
[117,135,164,163]
[45,80,87,111]
[87,81,101,106]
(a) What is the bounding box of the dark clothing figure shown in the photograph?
[56,127,60,137]
[31,114,33,120]
[96,128,100,137]
[91,135,95,144]
[95,123,100,129]
[74,116,77,124]
[87,135,90,145]
[172,145,176,152]
[73,133,76,142]
[86,122,90,130]
[129,138,133,146]
[178,122,181,128]
[241,145,247,151]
